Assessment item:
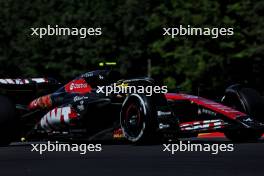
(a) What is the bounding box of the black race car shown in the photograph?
[0,70,264,145]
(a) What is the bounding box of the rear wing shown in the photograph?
[0,78,59,85]
[0,78,61,104]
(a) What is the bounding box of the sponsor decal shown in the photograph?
[81,72,94,78]
[73,96,89,102]
[65,79,92,94]
[179,119,225,131]
[28,94,52,110]
[242,117,253,122]
[40,107,78,131]
[113,128,125,139]
[198,108,217,116]
[157,111,172,116]
[159,123,170,129]
[98,74,104,80]
[76,100,85,111]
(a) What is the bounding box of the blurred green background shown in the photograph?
[0,0,263,95]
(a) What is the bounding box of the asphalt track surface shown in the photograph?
[1,137,264,176]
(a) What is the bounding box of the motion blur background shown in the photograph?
[0,0,263,95]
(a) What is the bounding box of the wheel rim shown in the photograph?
[122,100,145,139]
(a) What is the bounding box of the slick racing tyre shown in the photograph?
[222,85,263,142]
[0,95,17,145]
[120,94,157,143]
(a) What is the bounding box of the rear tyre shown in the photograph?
[120,94,157,143]
[0,95,17,146]
[222,85,263,142]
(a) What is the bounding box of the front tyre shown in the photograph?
[120,94,157,143]
[222,85,263,142]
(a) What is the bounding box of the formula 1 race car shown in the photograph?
[0,70,264,145]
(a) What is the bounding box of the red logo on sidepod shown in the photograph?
[65,78,92,94]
